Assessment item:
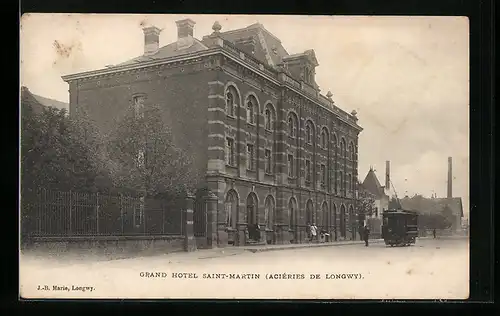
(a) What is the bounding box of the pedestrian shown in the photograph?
[310,223,318,243]
[433,228,436,239]
[363,225,370,247]
[359,224,364,241]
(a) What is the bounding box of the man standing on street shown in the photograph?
[363,225,370,247]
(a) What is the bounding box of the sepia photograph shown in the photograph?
[19,14,469,300]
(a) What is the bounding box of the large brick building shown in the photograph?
[62,18,363,246]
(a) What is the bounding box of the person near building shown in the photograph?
[433,228,436,239]
[310,223,318,243]
[363,225,370,246]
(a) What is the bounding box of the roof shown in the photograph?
[399,196,464,217]
[116,22,290,70]
[362,168,386,198]
[212,23,289,68]
[21,86,69,114]
[116,38,209,67]
[383,209,419,216]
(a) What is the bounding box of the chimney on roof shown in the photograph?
[175,18,196,50]
[143,26,162,56]
[385,160,390,190]
[447,157,453,198]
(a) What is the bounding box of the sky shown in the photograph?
[20,14,470,217]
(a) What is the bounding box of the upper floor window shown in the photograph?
[349,142,355,160]
[288,113,298,138]
[287,154,295,178]
[265,149,272,174]
[226,90,235,117]
[305,120,314,144]
[321,164,326,186]
[321,128,328,149]
[305,159,312,183]
[265,104,275,131]
[340,139,347,158]
[332,134,338,156]
[246,144,255,171]
[226,137,235,166]
[133,95,145,119]
[136,149,145,168]
[246,96,258,124]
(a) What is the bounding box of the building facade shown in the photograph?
[360,167,390,238]
[62,18,363,246]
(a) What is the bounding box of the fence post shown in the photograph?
[184,191,197,252]
[96,192,100,235]
[120,194,124,235]
[69,190,72,235]
[205,191,218,249]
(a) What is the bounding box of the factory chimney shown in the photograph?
[447,157,453,198]
[385,160,390,191]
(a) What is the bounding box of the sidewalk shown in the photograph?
[241,239,383,253]
[154,239,380,263]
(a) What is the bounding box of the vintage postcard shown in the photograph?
[19,14,470,300]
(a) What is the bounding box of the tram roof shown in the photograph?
[383,209,419,216]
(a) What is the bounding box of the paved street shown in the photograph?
[20,237,469,300]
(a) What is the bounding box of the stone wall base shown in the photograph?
[23,236,185,258]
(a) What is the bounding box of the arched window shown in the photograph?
[246,95,258,124]
[321,128,329,149]
[332,134,338,192]
[225,86,238,117]
[322,202,328,230]
[332,203,337,233]
[264,195,275,230]
[289,197,297,228]
[224,190,238,229]
[340,138,346,158]
[305,123,312,144]
[288,112,298,138]
[348,205,355,229]
[246,193,258,226]
[306,199,315,225]
[348,142,354,160]
[340,171,344,193]
[264,104,275,130]
[340,204,347,238]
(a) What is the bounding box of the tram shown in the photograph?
[381,209,419,247]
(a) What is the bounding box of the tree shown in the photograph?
[106,104,195,198]
[358,192,376,217]
[20,100,112,196]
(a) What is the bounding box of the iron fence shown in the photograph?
[21,188,185,238]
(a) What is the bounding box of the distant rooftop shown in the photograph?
[399,195,464,218]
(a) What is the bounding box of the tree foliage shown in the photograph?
[21,96,196,200]
[21,100,112,197]
[106,104,195,198]
[358,192,376,217]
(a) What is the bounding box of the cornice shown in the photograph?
[62,45,362,132]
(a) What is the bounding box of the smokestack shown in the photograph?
[447,157,453,198]
[143,26,162,56]
[385,160,390,190]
